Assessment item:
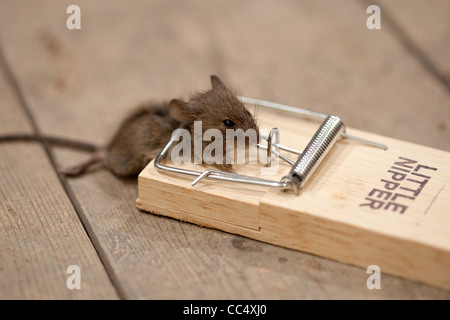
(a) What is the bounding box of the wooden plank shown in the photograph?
[378,0,450,88]
[138,107,450,290]
[1,0,449,298]
[0,60,118,299]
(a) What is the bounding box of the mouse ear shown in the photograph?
[210,75,227,90]
[169,99,195,122]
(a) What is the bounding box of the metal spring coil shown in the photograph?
[287,115,345,188]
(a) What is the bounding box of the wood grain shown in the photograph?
[0,60,118,299]
[138,107,450,290]
[0,0,449,298]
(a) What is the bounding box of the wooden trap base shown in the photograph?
[136,108,450,290]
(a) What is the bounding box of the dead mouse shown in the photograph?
[0,75,259,177]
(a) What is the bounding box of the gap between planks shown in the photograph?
[0,43,126,300]
[359,0,450,93]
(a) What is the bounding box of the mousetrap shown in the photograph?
[136,97,450,290]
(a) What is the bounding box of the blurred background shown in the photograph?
[1,0,449,150]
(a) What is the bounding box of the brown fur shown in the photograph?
[61,75,259,177]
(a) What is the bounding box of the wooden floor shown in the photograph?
[0,0,449,299]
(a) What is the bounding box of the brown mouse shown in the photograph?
[0,75,259,177]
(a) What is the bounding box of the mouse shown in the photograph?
[0,75,259,177]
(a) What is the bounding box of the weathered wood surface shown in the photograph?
[0,57,118,299]
[379,0,450,88]
[0,0,449,299]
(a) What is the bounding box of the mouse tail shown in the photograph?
[0,134,98,152]
[59,151,104,176]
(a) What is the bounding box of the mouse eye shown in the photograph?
[222,119,235,128]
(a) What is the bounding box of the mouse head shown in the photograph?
[169,75,259,139]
